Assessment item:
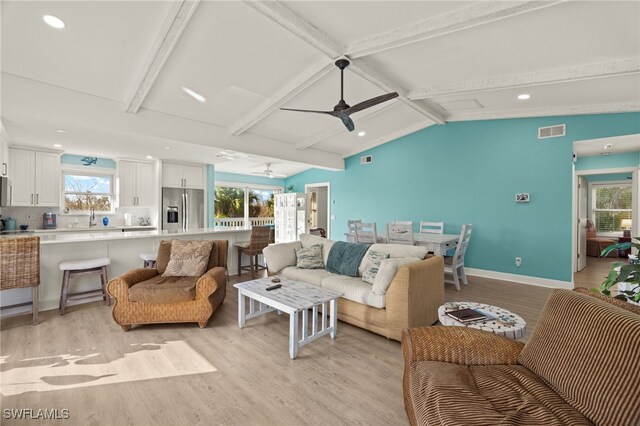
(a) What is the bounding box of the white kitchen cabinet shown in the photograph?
[119,160,154,207]
[0,135,9,177]
[162,163,203,189]
[9,149,60,207]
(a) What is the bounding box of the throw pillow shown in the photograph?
[372,257,421,295]
[295,244,324,269]
[163,240,213,277]
[362,250,390,284]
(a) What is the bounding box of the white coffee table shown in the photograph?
[438,302,526,340]
[234,276,343,359]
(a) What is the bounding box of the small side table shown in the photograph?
[438,302,526,340]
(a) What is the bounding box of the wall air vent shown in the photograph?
[538,124,566,139]
[361,155,373,164]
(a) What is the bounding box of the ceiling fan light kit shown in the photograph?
[280,59,399,132]
[252,163,286,179]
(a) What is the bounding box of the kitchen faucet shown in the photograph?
[89,207,97,227]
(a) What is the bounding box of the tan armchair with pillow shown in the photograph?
[108,239,228,331]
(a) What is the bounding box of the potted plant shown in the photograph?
[597,237,639,303]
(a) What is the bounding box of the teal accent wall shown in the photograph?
[584,173,632,182]
[576,152,639,170]
[61,154,116,169]
[285,112,640,283]
[215,171,285,186]
[207,165,215,227]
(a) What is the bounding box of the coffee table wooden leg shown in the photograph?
[238,292,246,328]
[330,299,337,339]
[289,310,299,359]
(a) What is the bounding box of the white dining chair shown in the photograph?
[444,224,473,291]
[355,222,378,244]
[386,223,414,245]
[392,220,413,226]
[419,221,444,234]
[346,219,361,243]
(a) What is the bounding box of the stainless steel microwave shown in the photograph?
[0,176,9,206]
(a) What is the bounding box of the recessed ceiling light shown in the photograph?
[146,155,153,159]
[357,131,366,137]
[53,144,62,148]
[43,15,65,29]
[55,129,67,133]
[164,146,171,150]
[604,143,614,149]
[181,86,206,103]
[517,94,531,100]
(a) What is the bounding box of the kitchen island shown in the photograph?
[1,227,252,317]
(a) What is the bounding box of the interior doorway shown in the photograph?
[305,182,330,237]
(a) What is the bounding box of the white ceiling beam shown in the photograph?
[447,102,640,122]
[408,58,640,100]
[296,102,398,150]
[124,0,200,113]
[348,61,446,124]
[230,58,335,136]
[242,0,343,58]
[346,1,566,58]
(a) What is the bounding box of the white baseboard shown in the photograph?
[465,268,573,290]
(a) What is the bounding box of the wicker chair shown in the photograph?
[108,239,228,331]
[234,226,271,278]
[0,236,40,324]
[401,288,640,426]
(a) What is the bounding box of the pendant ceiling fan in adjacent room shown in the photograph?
[252,163,286,179]
[280,59,399,132]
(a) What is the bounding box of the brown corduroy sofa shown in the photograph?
[401,288,640,426]
[108,240,228,331]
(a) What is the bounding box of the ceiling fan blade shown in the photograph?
[280,108,334,115]
[340,115,355,132]
[345,92,399,115]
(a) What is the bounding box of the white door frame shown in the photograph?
[572,166,638,277]
[304,182,331,237]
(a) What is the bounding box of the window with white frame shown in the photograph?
[591,182,632,235]
[63,171,114,213]
[214,182,282,226]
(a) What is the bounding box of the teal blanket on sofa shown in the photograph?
[326,241,370,277]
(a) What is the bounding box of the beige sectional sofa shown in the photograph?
[263,234,444,341]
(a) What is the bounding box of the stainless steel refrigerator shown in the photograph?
[162,187,204,231]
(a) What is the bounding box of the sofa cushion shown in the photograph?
[295,244,325,269]
[263,241,302,273]
[518,290,640,426]
[163,240,213,276]
[359,243,428,275]
[408,361,592,426]
[299,233,335,265]
[361,250,389,284]
[280,266,332,287]
[372,257,422,295]
[128,275,198,304]
[321,275,385,308]
[155,240,172,274]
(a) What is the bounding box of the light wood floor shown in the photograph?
[1,272,553,426]
[573,255,620,289]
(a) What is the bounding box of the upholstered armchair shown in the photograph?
[401,288,640,426]
[108,239,228,331]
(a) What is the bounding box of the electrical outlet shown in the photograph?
[26,214,36,220]
[515,257,522,267]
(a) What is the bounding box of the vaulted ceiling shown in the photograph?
[2,1,639,177]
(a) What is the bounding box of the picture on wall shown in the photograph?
[515,193,530,203]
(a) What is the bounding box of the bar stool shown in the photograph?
[139,252,157,268]
[58,257,111,315]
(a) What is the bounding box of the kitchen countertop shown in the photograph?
[0,227,252,244]
[34,225,157,233]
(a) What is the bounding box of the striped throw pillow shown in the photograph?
[295,244,324,269]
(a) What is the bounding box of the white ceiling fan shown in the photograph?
[252,163,286,179]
